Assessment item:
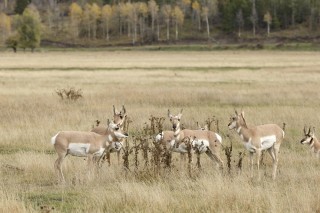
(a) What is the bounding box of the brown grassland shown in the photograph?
[0,50,320,212]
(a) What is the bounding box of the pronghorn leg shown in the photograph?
[180,153,186,167]
[87,154,95,179]
[205,149,224,170]
[267,147,277,179]
[117,150,120,165]
[249,152,254,178]
[256,149,261,181]
[54,153,67,183]
[272,143,281,180]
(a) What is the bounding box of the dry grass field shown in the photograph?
[0,50,320,212]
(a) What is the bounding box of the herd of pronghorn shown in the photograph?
[50,106,320,183]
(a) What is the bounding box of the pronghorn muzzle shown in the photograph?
[172,124,177,130]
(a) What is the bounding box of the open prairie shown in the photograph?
[0,50,320,212]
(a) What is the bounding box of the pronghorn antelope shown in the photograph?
[167,109,224,169]
[155,130,187,162]
[228,110,285,180]
[51,122,128,183]
[300,127,320,158]
[91,105,127,165]
[155,123,211,160]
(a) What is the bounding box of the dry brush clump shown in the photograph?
[55,87,83,101]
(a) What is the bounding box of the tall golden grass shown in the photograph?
[0,50,320,212]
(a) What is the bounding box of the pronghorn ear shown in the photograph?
[113,105,116,115]
[178,109,183,118]
[241,111,245,118]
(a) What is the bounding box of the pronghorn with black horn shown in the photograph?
[91,105,127,165]
[51,122,128,183]
[228,110,285,180]
[167,109,224,169]
[300,126,320,158]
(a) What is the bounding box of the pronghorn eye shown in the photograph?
[115,127,119,131]
[170,118,172,121]
[120,115,123,119]
[178,119,180,121]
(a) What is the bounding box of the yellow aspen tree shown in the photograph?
[192,0,201,30]
[201,6,210,39]
[82,3,92,39]
[172,6,184,40]
[0,12,11,42]
[119,3,128,36]
[179,0,191,15]
[127,2,138,44]
[69,2,82,39]
[148,0,158,36]
[111,4,121,36]
[124,2,132,38]
[138,2,148,40]
[90,3,101,39]
[161,4,171,41]
[264,11,272,37]
[101,4,112,41]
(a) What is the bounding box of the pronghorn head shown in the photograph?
[197,122,209,131]
[113,105,127,127]
[168,109,183,131]
[108,122,129,139]
[228,110,247,130]
[300,126,315,145]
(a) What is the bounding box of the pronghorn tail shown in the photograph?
[51,132,60,145]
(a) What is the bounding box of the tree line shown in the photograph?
[0,0,320,51]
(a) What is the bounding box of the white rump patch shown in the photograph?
[260,135,276,150]
[50,132,60,145]
[215,133,222,144]
[155,132,163,142]
[68,143,90,157]
[192,139,210,153]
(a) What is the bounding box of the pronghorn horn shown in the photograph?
[303,126,307,135]
[167,109,171,117]
[122,105,126,114]
[180,109,183,114]
[308,127,311,135]
[113,105,116,115]
[313,127,316,134]
[235,109,238,115]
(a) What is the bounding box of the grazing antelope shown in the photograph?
[228,110,285,180]
[91,105,127,165]
[155,123,211,161]
[167,109,224,169]
[51,122,128,183]
[300,127,320,158]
